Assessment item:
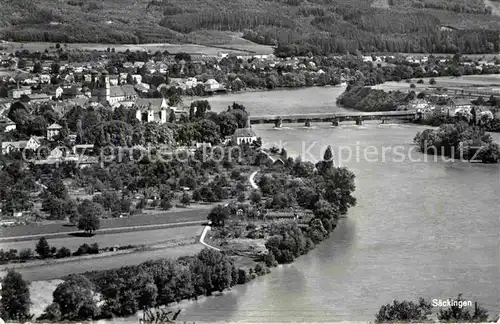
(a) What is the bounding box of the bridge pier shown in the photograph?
[305,119,311,127]
[356,117,363,126]
[274,119,282,128]
[332,120,339,126]
[381,118,386,124]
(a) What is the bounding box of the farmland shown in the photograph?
[0,243,204,282]
[0,207,211,238]
[0,225,203,252]
[371,74,500,92]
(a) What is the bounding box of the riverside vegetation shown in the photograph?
[414,122,500,163]
[0,101,357,321]
[375,294,490,323]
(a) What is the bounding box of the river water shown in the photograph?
[170,86,500,322]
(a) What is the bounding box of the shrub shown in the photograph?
[237,268,248,284]
[19,249,34,261]
[89,243,99,254]
[38,303,61,321]
[56,247,71,259]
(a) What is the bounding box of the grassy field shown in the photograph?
[0,225,203,251]
[371,74,500,92]
[0,243,204,281]
[0,38,274,55]
[0,206,213,238]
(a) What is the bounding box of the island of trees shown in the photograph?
[414,120,500,163]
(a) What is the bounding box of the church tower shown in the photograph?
[100,71,111,103]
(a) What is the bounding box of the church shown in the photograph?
[91,71,137,105]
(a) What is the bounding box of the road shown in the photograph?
[249,170,259,190]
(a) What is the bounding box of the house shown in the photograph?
[134,83,150,94]
[8,86,32,99]
[132,74,142,84]
[27,93,51,103]
[47,123,62,141]
[232,127,257,145]
[204,79,220,92]
[109,75,119,86]
[48,147,65,160]
[44,86,63,99]
[185,77,198,89]
[1,136,41,154]
[134,98,170,123]
[40,74,51,83]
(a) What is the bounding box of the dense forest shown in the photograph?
[0,0,499,54]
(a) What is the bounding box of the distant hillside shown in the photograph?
[0,0,499,55]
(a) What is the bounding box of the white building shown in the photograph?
[134,98,170,124]
[2,136,41,154]
[232,127,257,145]
[204,79,220,92]
[8,86,32,99]
[47,123,62,141]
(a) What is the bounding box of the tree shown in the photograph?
[375,298,432,323]
[180,192,191,206]
[19,248,34,261]
[77,200,102,235]
[324,145,334,162]
[437,294,489,322]
[138,284,158,310]
[429,78,436,85]
[207,205,229,226]
[52,275,98,320]
[35,237,51,259]
[250,190,262,205]
[192,190,202,202]
[160,197,173,210]
[0,270,31,321]
[39,303,61,321]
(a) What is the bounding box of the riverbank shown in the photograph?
[19,136,357,322]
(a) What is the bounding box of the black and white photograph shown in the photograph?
[0,0,499,323]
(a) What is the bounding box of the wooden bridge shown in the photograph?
[249,110,418,127]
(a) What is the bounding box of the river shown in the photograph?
[168,86,500,322]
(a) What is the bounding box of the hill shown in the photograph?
[0,0,499,55]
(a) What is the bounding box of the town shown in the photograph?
[0,41,499,323]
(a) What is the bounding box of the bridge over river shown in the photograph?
[249,110,418,127]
